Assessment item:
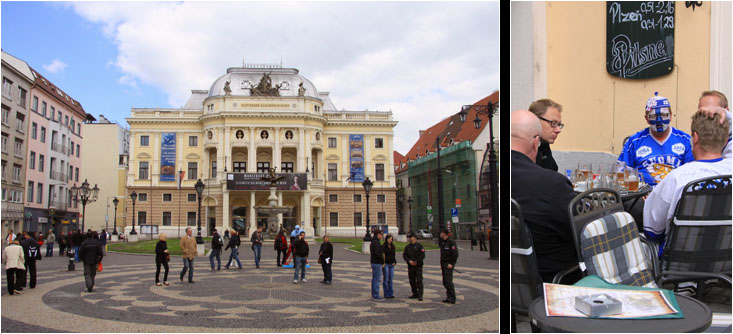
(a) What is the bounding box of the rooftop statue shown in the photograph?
[298,82,306,97]
[223,80,232,95]
[250,72,281,96]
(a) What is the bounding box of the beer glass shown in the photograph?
[626,167,640,192]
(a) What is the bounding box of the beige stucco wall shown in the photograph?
[546,1,711,155]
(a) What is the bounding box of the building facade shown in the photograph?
[125,65,397,238]
[1,51,33,237]
[80,115,129,234]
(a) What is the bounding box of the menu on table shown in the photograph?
[543,283,678,319]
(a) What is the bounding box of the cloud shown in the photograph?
[70,2,499,152]
[42,59,68,73]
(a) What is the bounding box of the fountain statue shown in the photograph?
[255,167,293,238]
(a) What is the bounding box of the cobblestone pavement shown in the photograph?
[2,240,498,332]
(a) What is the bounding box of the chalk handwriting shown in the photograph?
[609,2,674,31]
[610,34,672,78]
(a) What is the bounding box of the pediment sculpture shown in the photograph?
[250,72,281,96]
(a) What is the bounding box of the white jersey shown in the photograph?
[643,157,732,243]
[723,109,732,159]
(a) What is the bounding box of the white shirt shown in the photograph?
[723,109,732,159]
[643,157,732,241]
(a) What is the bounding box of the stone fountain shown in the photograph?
[254,167,293,238]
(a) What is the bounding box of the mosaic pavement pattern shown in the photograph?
[2,257,498,332]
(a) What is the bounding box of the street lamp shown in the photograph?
[362,177,373,242]
[458,100,499,259]
[407,196,413,234]
[112,197,119,235]
[195,179,205,244]
[129,191,137,235]
[70,179,99,232]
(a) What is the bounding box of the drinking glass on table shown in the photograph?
[626,167,640,192]
[578,163,592,181]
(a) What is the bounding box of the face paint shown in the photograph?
[645,92,671,133]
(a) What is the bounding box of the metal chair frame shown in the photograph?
[510,199,542,333]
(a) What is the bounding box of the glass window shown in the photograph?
[75,167,79,182]
[32,96,38,112]
[37,182,43,204]
[376,164,385,181]
[377,194,386,203]
[40,127,46,143]
[330,212,338,227]
[188,162,197,180]
[64,115,68,126]
[38,154,44,172]
[12,164,21,182]
[2,77,12,99]
[188,194,196,202]
[18,87,26,107]
[137,212,147,225]
[329,194,338,202]
[27,181,34,202]
[1,133,7,153]
[139,162,149,180]
[256,162,270,173]
[233,162,246,173]
[163,193,172,201]
[70,119,75,133]
[14,138,23,157]
[76,144,79,157]
[211,161,217,178]
[70,141,74,156]
[57,111,61,123]
[328,163,337,181]
[1,105,9,125]
[353,194,362,203]
[281,162,293,173]
[31,122,37,139]
[378,212,386,225]
[375,138,383,148]
[328,137,337,148]
[15,113,24,132]
[187,212,196,226]
[138,193,148,202]
[140,135,149,146]
[41,101,47,117]
[354,212,362,227]
[29,151,35,169]
[162,212,172,226]
[189,136,198,146]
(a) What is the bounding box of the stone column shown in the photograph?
[299,128,306,172]
[217,128,224,181]
[222,190,230,232]
[274,128,281,172]
[248,128,256,173]
[249,191,256,237]
[302,191,312,237]
[277,192,283,231]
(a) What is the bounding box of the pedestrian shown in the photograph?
[285,225,301,264]
[179,227,196,283]
[209,229,223,271]
[382,234,396,298]
[21,232,41,289]
[250,226,263,268]
[370,230,385,300]
[45,229,56,257]
[4,229,15,249]
[403,233,425,301]
[225,230,242,269]
[318,235,333,284]
[100,230,108,255]
[224,229,230,240]
[155,233,170,286]
[274,229,288,267]
[72,229,83,262]
[293,231,308,283]
[439,229,459,304]
[78,231,103,292]
[3,239,25,295]
[477,223,487,252]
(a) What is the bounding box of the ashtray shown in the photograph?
[574,294,622,317]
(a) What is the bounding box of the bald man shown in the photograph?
[511,110,579,283]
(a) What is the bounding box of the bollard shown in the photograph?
[67,249,75,271]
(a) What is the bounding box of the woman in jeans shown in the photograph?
[382,234,396,298]
[155,233,170,286]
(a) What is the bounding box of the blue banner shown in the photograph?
[349,134,365,182]
[160,133,176,181]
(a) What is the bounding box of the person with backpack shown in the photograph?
[225,230,242,269]
[274,229,288,267]
[21,232,41,289]
[209,229,223,271]
[79,231,103,292]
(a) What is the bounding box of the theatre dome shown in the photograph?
[208,67,320,99]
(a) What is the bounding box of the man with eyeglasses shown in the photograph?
[618,92,694,187]
[529,99,564,171]
[511,110,578,283]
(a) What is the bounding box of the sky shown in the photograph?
[1,1,499,154]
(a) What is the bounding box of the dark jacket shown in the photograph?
[274,234,288,251]
[22,238,41,263]
[512,150,577,280]
[100,232,108,245]
[403,242,425,267]
[294,238,309,258]
[250,231,263,246]
[79,238,103,265]
[439,238,459,265]
[382,242,396,265]
[370,238,384,264]
[319,242,333,262]
[155,240,168,262]
[225,235,241,251]
[211,233,223,250]
[535,141,558,172]
[72,231,83,247]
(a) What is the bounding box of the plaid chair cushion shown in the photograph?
[580,211,657,288]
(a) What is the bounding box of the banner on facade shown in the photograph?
[226,173,308,191]
[160,133,176,181]
[349,134,365,182]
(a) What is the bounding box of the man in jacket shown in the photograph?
[274,229,288,267]
[3,239,25,295]
[72,229,83,262]
[99,230,107,255]
[179,227,197,283]
[78,231,103,292]
[318,235,333,284]
[403,233,425,301]
[21,232,41,289]
[369,230,385,301]
[225,230,242,269]
[439,229,459,304]
[250,226,264,268]
[293,231,309,283]
[45,229,56,257]
[209,229,223,271]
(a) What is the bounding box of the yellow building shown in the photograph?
[125,65,398,238]
[511,1,731,171]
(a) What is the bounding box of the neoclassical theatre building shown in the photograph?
[125,65,398,238]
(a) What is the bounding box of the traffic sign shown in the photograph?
[451,208,458,217]
[455,199,462,208]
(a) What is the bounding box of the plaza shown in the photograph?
[1,240,498,332]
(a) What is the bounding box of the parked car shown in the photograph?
[417,229,433,239]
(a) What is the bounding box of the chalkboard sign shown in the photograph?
[606,1,675,79]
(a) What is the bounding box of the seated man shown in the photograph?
[697,90,731,159]
[511,110,578,283]
[619,92,694,187]
[643,112,731,251]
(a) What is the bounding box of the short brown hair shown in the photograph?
[529,99,562,117]
[691,112,730,153]
[700,90,728,109]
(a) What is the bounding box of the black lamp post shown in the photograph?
[458,101,499,259]
[435,136,445,236]
[70,179,100,232]
[397,191,405,234]
[407,196,413,234]
[129,191,138,235]
[112,197,119,235]
[362,177,373,241]
[195,179,205,244]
